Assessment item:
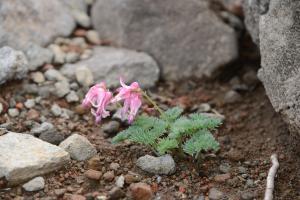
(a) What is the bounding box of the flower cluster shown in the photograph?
[82,78,142,123]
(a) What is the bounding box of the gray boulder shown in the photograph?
[0,132,70,185]
[0,0,76,51]
[0,46,28,85]
[257,0,300,138]
[91,0,238,80]
[60,47,160,88]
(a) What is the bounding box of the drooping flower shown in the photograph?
[82,82,113,123]
[112,78,142,123]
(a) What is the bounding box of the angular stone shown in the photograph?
[59,134,97,161]
[61,47,160,88]
[0,46,29,85]
[91,0,238,81]
[0,132,70,185]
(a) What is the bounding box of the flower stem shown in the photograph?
[141,90,164,116]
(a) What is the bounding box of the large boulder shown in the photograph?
[0,46,29,85]
[244,0,300,138]
[60,47,160,88]
[0,132,70,185]
[91,0,238,80]
[257,0,300,138]
[0,0,76,51]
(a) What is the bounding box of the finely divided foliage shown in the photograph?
[112,107,222,158]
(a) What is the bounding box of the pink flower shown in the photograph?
[112,78,142,123]
[82,82,113,123]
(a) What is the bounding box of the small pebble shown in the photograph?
[86,30,100,45]
[129,182,153,200]
[208,188,225,200]
[115,175,125,188]
[66,91,79,103]
[24,99,36,109]
[224,90,242,104]
[8,108,19,117]
[0,103,3,114]
[110,162,120,171]
[84,169,102,180]
[31,72,45,83]
[103,171,115,182]
[102,121,120,135]
[51,104,62,116]
[22,177,45,192]
[108,187,125,199]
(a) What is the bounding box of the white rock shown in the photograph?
[86,30,100,44]
[0,132,70,185]
[44,69,67,82]
[24,99,36,109]
[115,175,125,188]
[65,52,80,63]
[54,81,70,98]
[66,91,79,103]
[8,108,19,117]
[22,177,45,192]
[31,72,45,83]
[49,44,65,64]
[59,134,97,161]
[0,46,29,85]
[75,66,94,87]
[51,104,62,117]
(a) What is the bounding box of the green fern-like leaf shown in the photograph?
[162,107,184,122]
[129,125,166,146]
[183,130,219,156]
[189,113,222,129]
[156,138,178,155]
[112,126,141,144]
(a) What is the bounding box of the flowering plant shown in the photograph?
[83,78,221,159]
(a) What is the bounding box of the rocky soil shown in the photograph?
[0,68,299,199]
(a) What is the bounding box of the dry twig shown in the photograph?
[264,154,279,200]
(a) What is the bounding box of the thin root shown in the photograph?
[264,154,279,200]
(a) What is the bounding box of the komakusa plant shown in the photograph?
[82,78,222,159]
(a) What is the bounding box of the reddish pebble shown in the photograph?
[130,182,153,200]
[214,173,231,183]
[15,102,24,110]
[84,169,102,180]
[27,109,40,120]
[103,171,115,182]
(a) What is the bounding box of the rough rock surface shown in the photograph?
[257,0,300,138]
[91,0,238,80]
[0,132,70,185]
[61,47,160,88]
[0,0,76,50]
[136,154,176,175]
[59,134,97,161]
[242,0,270,45]
[24,44,53,71]
[0,46,29,85]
